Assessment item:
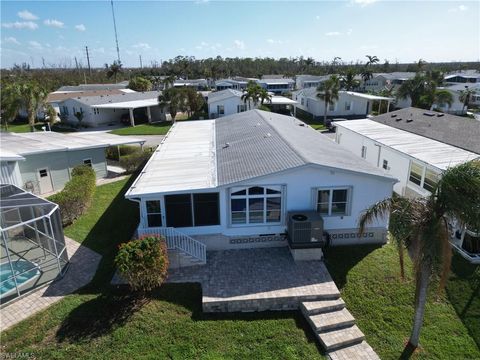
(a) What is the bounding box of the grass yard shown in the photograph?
[1,121,46,133]
[2,177,324,360]
[109,122,172,136]
[324,244,480,359]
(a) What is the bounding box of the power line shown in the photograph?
[111,0,121,63]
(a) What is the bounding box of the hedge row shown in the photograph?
[49,165,96,226]
[106,145,141,161]
[120,150,153,174]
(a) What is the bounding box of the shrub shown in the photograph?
[119,150,152,174]
[106,145,141,161]
[49,165,96,226]
[115,236,169,293]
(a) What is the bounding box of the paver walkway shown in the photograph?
[0,237,101,331]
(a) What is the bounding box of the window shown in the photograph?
[237,104,246,113]
[423,169,439,193]
[230,186,282,225]
[328,102,335,111]
[409,162,423,186]
[217,105,225,115]
[361,146,367,159]
[165,193,219,227]
[39,169,48,178]
[61,106,69,115]
[146,200,162,227]
[72,106,76,114]
[382,159,389,170]
[316,188,350,216]
[345,101,352,111]
[301,98,305,105]
[83,159,92,167]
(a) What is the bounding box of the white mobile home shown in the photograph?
[126,110,396,264]
[0,132,144,195]
[293,88,392,119]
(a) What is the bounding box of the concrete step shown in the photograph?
[328,340,380,360]
[301,299,345,316]
[317,324,364,351]
[307,308,355,332]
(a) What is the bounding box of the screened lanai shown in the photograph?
[0,184,68,305]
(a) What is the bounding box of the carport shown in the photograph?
[94,98,160,126]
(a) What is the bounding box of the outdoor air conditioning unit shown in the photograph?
[287,211,325,249]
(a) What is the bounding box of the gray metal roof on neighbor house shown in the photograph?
[215,110,395,185]
[374,72,417,80]
[57,81,129,92]
[371,107,480,154]
[0,132,145,157]
[208,89,244,102]
[258,78,295,84]
[72,91,162,107]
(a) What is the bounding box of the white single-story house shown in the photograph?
[208,89,297,118]
[362,72,416,92]
[444,71,480,84]
[0,131,144,194]
[215,77,259,91]
[333,114,479,263]
[258,78,295,94]
[295,75,331,90]
[57,91,165,127]
[125,110,397,265]
[433,83,480,115]
[292,87,393,119]
[173,78,209,90]
[56,81,129,92]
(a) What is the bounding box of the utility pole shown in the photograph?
[111,0,121,62]
[85,46,91,76]
[42,57,46,68]
[139,55,143,68]
[74,56,79,70]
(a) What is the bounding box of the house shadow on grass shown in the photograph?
[323,244,381,289]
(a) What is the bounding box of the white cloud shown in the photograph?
[325,31,341,36]
[44,19,64,28]
[347,28,353,36]
[18,10,38,20]
[448,5,468,12]
[132,42,151,50]
[352,0,378,7]
[4,36,20,45]
[267,39,283,44]
[2,21,38,30]
[28,40,42,50]
[316,15,320,20]
[75,24,86,32]
[234,39,245,50]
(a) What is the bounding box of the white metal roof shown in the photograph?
[126,120,216,197]
[0,149,25,162]
[0,132,145,156]
[268,96,298,105]
[334,119,479,170]
[343,92,393,101]
[94,98,159,109]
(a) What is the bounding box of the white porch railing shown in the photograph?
[138,227,207,264]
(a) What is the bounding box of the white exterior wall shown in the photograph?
[136,165,394,249]
[208,96,250,118]
[294,92,370,118]
[434,89,466,115]
[335,125,440,198]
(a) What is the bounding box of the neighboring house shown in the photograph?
[258,78,295,94]
[295,75,332,90]
[57,91,165,127]
[444,71,480,84]
[433,83,480,115]
[333,116,479,263]
[214,77,258,91]
[362,72,416,92]
[173,79,209,90]
[293,87,393,119]
[56,81,129,92]
[208,89,297,118]
[126,110,396,265]
[371,107,480,154]
[0,132,144,194]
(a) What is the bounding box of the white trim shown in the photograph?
[313,186,352,217]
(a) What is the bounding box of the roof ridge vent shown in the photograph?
[391,114,397,118]
[406,118,413,123]
[437,113,445,117]
[395,117,402,121]
[423,112,435,117]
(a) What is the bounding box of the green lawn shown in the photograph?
[324,244,480,359]
[3,178,324,360]
[1,121,46,133]
[109,122,172,136]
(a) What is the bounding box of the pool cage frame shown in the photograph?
[0,184,69,305]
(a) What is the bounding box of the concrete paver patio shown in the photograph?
[0,237,101,332]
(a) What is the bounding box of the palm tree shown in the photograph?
[162,75,176,90]
[342,68,360,91]
[316,75,340,125]
[258,88,272,105]
[459,87,476,113]
[1,83,22,131]
[105,60,123,83]
[365,55,379,66]
[158,87,184,123]
[359,160,480,350]
[431,89,453,110]
[11,82,49,132]
[397,74,427,108]
[241,81,261,110]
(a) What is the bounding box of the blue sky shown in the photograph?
[1,0,479,68]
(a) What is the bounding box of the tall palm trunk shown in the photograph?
[324,99,328,125]
[398,242,405,281]
[409,262,430,348]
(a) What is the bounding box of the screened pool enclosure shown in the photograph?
[0,184,68,305]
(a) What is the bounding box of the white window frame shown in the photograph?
[314,187,352,217]
[361,146,367,159]
[345,101,352,111]
[83,158,92,167]
[328,102,336,111]
[145,199,162,228]
[229,185,284,226]
[408,161,440,193]
[217,104,225,115]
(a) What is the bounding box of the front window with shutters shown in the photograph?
[230,186,283,225]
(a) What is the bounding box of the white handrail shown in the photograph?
[138,227,206,264]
